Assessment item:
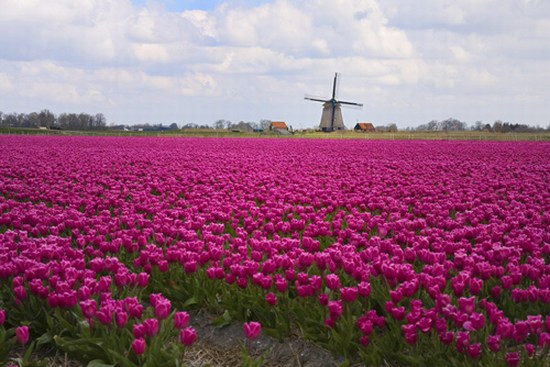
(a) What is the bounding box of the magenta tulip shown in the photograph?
[243,321,261,340]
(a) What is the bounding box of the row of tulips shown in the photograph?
[0,136,549,366]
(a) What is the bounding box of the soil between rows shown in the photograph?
[186,309,346,367]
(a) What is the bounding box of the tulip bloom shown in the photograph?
[505,352,519,367]
[243,321,261,340]
[174,311,190,329]
[16,326,29,344]
[131,338,146,355]
[115,311,129,328]
[467,343,481,359]
[137,272,149,287]
[143,318,159,337]
[154,299,171,320]
[133,323,145,339]
[179,327,197,346]
[340,287,358,303]
[328,300,343,319]
[265,292,277,306]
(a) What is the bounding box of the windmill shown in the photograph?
[305,73,363,132]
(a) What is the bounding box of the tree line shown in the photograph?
[413,118,548,133]
[0,110,107,130]
[1,110,547,133]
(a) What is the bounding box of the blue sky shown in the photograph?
[130,0,270,12]
[0,0,549,129]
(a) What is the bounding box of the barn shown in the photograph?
[270,121,290,134]
[354,122,376,132]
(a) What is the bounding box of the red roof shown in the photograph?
[271,121,288,129]
[355,122,375,131]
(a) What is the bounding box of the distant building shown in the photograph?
[354,122,376,132]
[232,122,254,133]
[270,121,290,134]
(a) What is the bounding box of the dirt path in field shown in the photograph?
[187,309,346,367]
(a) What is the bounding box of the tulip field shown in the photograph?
[0,135,549,366]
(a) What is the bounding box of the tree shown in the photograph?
[388,123,398,132]
[259,119,271,131]
[168,122,179,130]
[27,112,40,127]
[214,119,226,130]
[427,120,439,131]
[440,118,467,131]
[94,113,107,129]
[471,121,483,131]
[4,113,17,127]
[182,123,198,130]
[39,109,56,128]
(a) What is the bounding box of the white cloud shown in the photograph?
[133,43,171,62]
[181,10,217,39]
[0,72,13,93]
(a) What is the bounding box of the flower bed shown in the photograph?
[0,136,549,366]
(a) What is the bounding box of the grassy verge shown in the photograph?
[1,127,549,141]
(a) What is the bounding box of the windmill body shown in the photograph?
[305,73,363,132]
[320,101,344,131]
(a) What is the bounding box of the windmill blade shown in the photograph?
[331,73,338,99]
[341,103,363,110]
[304,96,328,103]
[335,73,341,100]
[339,100,363,107]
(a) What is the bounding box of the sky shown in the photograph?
[0,0,549,129]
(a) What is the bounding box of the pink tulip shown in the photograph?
[179,327,197,346]
[174,311,190,329]
[115,311,129,328]
[16,326,29,344]
[327,301,343,319]
[505,352,519,367]
[325,274,340,290]
[154,299,171,320]
[243,321,261,340]
[340,287,358,303]
[467,343,481,359]
[357,282,371,297]
[265,292,277,306]
[131,338,146,355]
[143,318,159,337]
[137,272,149,287]
[133,323,145,339]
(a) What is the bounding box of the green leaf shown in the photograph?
[182,297,197,308]
[35,332,53,347]
[23,340,36,361]
[106,348,138,367]
[54,335,110,363]
[0,342,16,363]
[262,327,284,340]
[212,310,232,328]
[87,359,116,367]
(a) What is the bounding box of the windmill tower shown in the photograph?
[305,73,363,132]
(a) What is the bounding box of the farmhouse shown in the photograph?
[354,122,376,132]
[269,121,290,134]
